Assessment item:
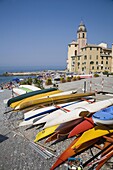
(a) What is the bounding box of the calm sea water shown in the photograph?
[0,66,65,84]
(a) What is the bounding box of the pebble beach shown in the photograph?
[0,76,113,170]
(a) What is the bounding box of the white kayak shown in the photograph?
[33,100,93,126]
[19,114,48,127]
[44,98,113,128]
[19,85,41,91]
[13,85,40,96]
[24,101,76,121]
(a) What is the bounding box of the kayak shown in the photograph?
[72,125,113,149]
[68,117,94,138]
[24,101,76,121]
[45,118,84,143]
[14,92,95,110]
[50,137,100,170]
[34,125,59,142]
[19,85,40,91]
[19,114,48,127]
[7,87,57,107]
[13,90,74,109]
[92,105,113,125]
[11,90,61,109]
[33,100,92,126]
[96,149,113,170]
[44,98,113,129]
[19,101,76,126]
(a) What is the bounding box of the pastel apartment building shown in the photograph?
[67,21,113,74]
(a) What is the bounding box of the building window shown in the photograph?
[97,66,99,70]
[96,55,98,59]
[97,48,99,50]
[106,61,108,64]
[90,47,92,50]
[101,57,103,60]
[106,56,108,60]
[96,61,98,65]
[78,56,80,60]
[90,55,92,60]
[90,61,94,65]
[78,62,80,66]
[83,33,85,38]
[101,61,103,64]
[84,55,87,59]
[101,66,103,70]
[75,50,77,55]
[92,66,94,70]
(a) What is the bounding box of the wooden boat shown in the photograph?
[50,137,100,170]
[7,87,57,107]
[72,125,113,149]
[68,117,94,138]
[92,105,113,125]
[45,118,84,143]
[33,100,92,126]
[14,92,94,110]
[44,98,113,129]
[11,90,61,109]
[34,125,59,142]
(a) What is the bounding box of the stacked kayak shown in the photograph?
[92,105,113,125]
[12,85,41,96]
[7,87,58,107]
[12,92,95,110]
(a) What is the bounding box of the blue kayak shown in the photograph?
[92,106,113,125]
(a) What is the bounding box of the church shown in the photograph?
[67,21,113,74]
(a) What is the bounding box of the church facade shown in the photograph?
[67,22,113,74]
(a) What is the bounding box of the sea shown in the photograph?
[0,66,65,84]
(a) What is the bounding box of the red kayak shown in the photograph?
[45,118,83,143]
[68,117,94,138]
[50,137,99,170]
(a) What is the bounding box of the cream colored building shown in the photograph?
[67,22,113,74]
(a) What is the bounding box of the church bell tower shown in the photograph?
[77,21,87,54]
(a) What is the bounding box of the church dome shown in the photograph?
[77,21,87,33]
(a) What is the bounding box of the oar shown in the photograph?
[36,142,56,152]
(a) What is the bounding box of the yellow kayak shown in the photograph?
[72,125,113,149]
[15,92,95,110]
[34,124,59,142]
[10,90,61,109]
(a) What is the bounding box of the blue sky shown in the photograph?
[0,0,113,70]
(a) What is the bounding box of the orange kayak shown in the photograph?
[50,137,100,170]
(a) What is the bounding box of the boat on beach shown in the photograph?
[92,105,113,125]
[7,87,58,107]
[44,98,113,128]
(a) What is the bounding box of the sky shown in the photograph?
[0,0,113,71]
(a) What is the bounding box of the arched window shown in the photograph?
[83,33,85,38]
